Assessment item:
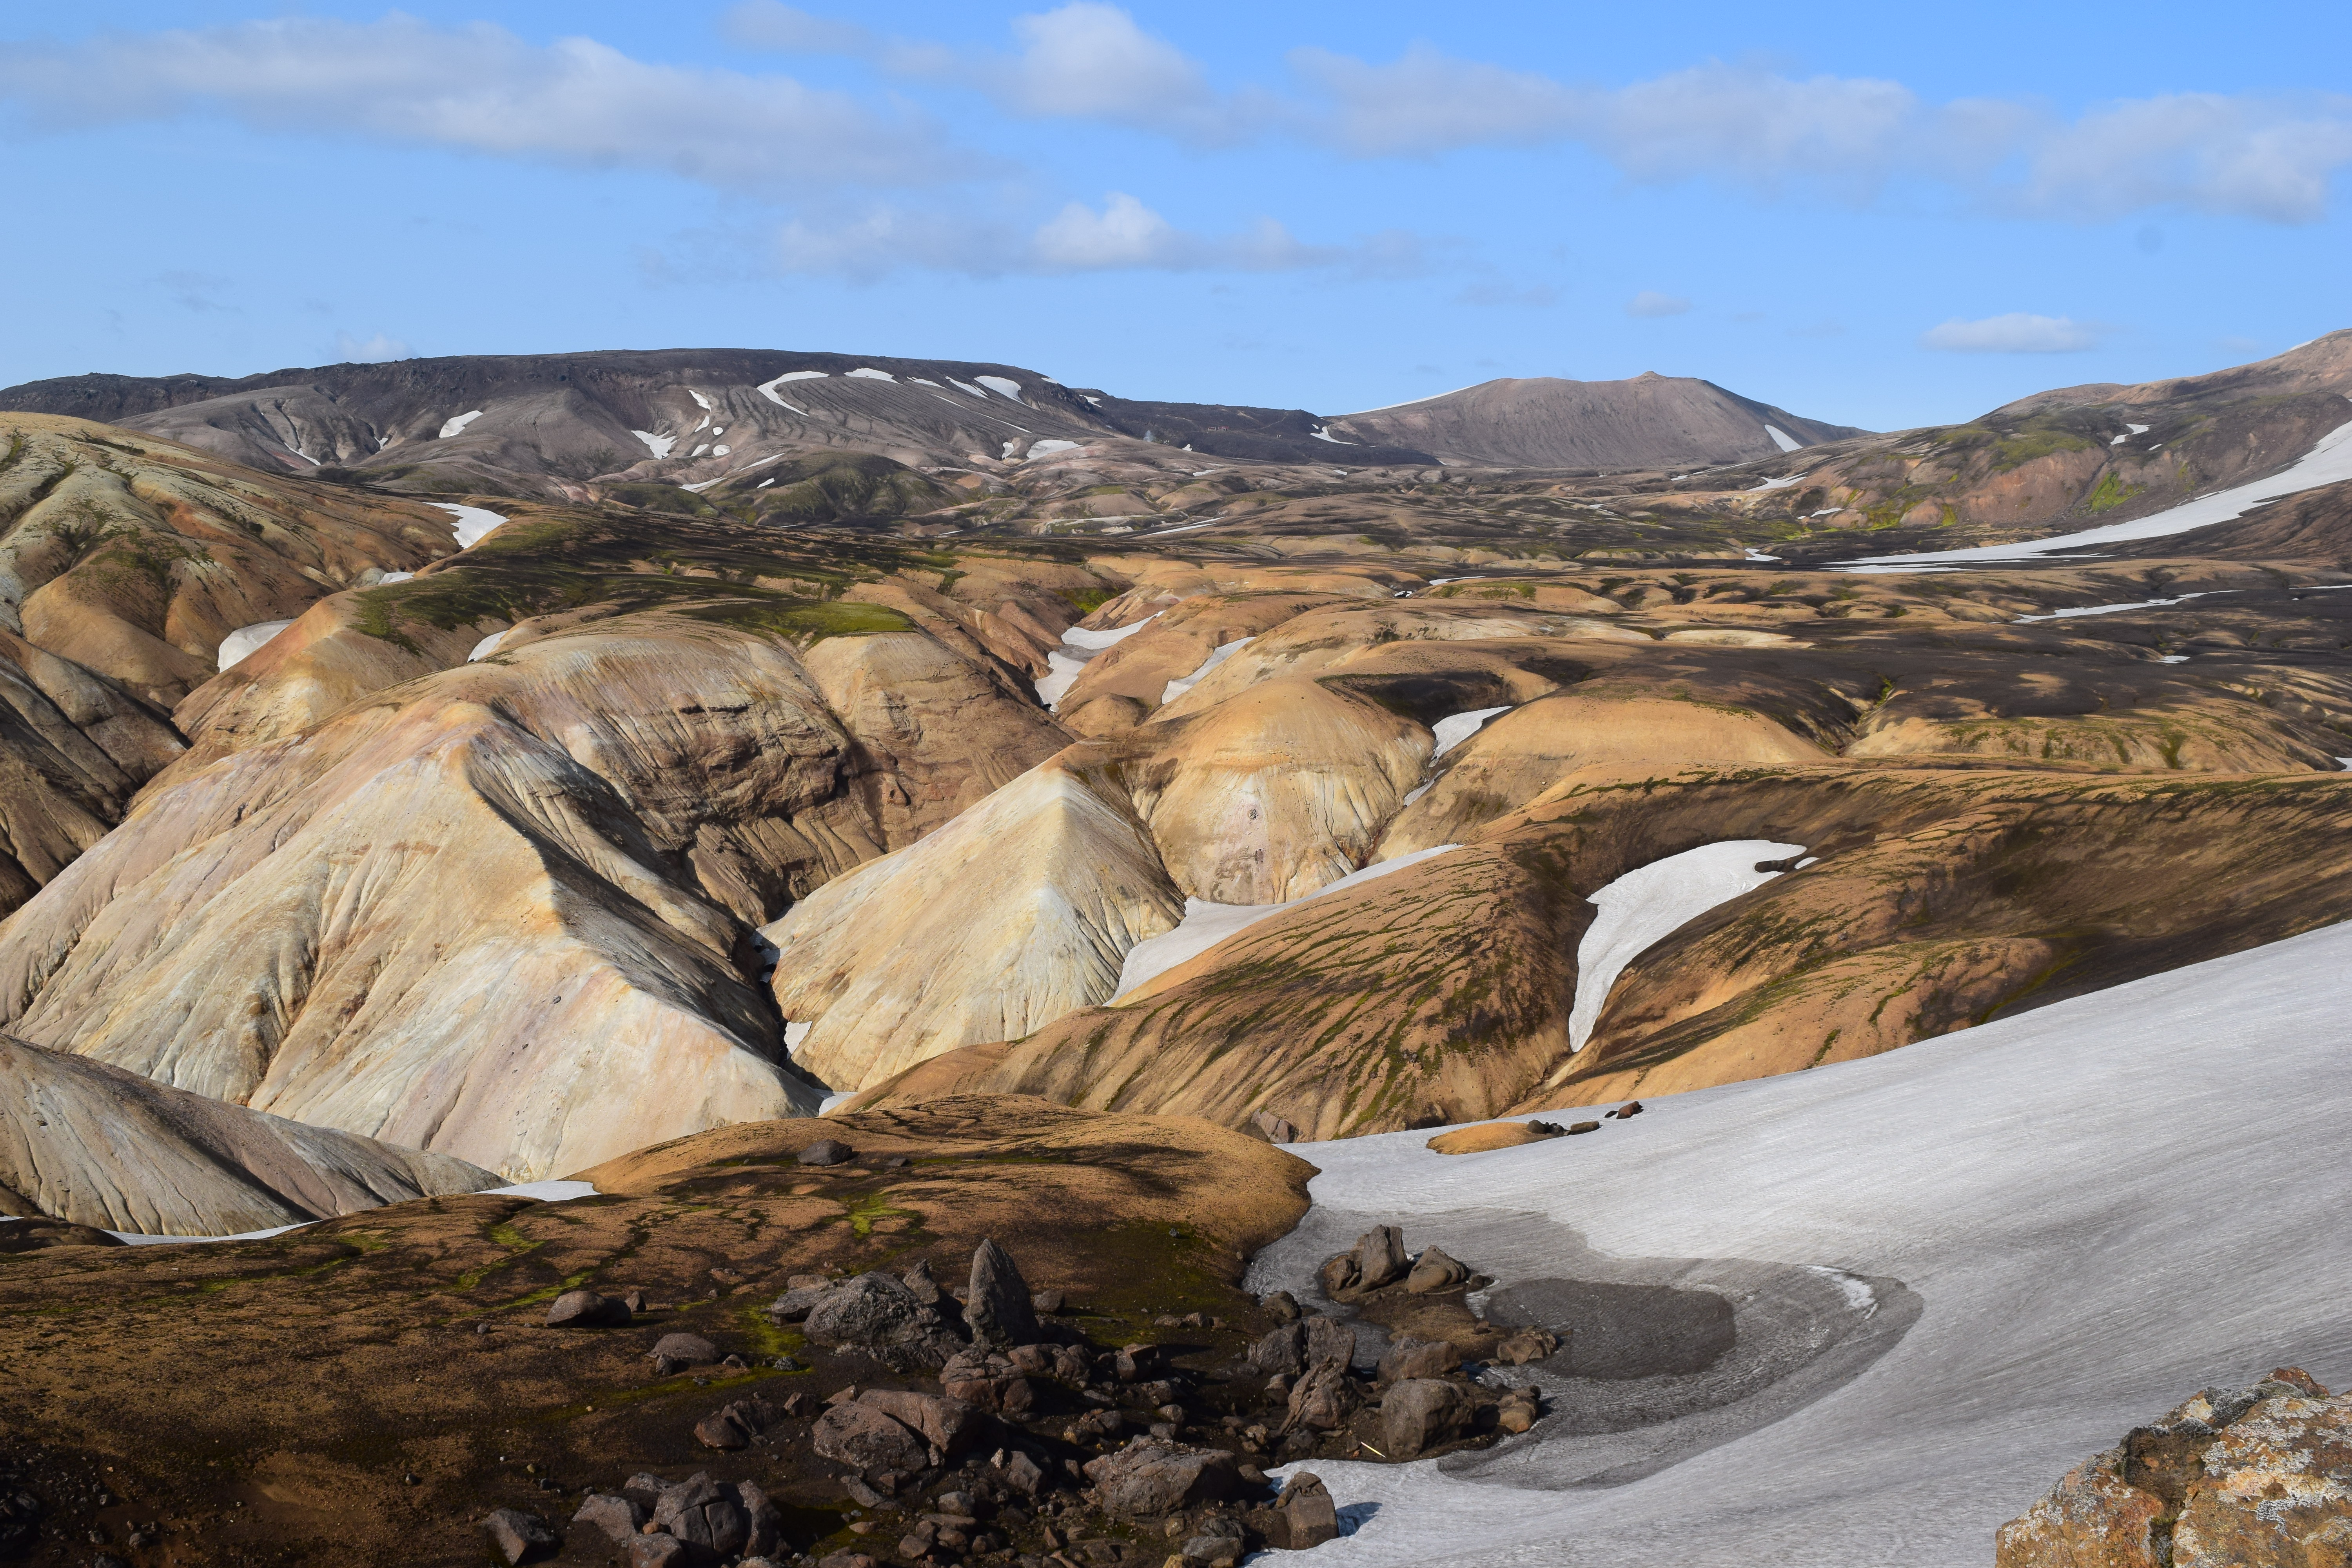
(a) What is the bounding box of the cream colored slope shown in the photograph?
[1136,678,1429,904]
[0,1034,498,1236]
[0,629,852,1180]
[1379,691,1835,855]
[768,759,1184,1093]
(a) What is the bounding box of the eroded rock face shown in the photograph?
[0,1032,498,1236]
[797,1272,960,1368]
[1996,1370,2349,1568]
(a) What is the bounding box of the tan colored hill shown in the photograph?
[0,1033,497,1235]
[1328,372,1866,469]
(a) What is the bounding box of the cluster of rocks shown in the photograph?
[1996,1367,2352,1568]
[487,1208,1555,1566]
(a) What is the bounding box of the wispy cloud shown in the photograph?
[0,15,976,192]
[1627,290,1693,318]
[1918,313,2105,353]
[334,331,412,363]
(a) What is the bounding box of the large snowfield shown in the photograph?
[1246,918,2352,1566]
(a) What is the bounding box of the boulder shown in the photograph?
[1265,1472,1339,1550]
[573,1494,646,1543]
[648,1332,722,1367]
[1494,1327,1559,1365]
[1304,1316,1359,1369]
[693,1397,776,1451]
[1262,1290,1301,1323]
[902,1259,943,1305]
[1250,1322,1305,1377]
[1376,1335,1461,1384]
[1996,1370,2349,1568]
[651,1473,750,1562]
[1181,1517,1247,1568]
[810,1401,931,1475]
[1404,1247,1469,1294]
[798,1139,855,1166]
[1382,1378,1472,1458]
[629,1536,688,1568]
[735,1478,785,1559]
[546,1289,631,1327]
[966,1237,1040,1347]
[766,1276,831,1323]
[1080,1438,1240,1516]
[1283,1359,1358,1433]
[857,1389,983,1463]
[1318,1226,1408,1300]
[481,1508,556,1565]
[801,1272,959,1368]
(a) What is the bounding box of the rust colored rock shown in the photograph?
[1495,1328,1559,1366]
[1405,1246,1470,1294]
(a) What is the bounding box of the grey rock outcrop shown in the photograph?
[1080,1438,1240,1516]
[965,1238,1040,1347]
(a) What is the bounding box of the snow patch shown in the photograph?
[217,619,296,668]
[847,367,895,381]
[1026,439,1082,460]
[911,378,942,387]
[713,445,731,457]
[1161,636,1255,704]
[756,372,820,412]
[975,375,1025,401]
[1033,614,1160,708]
[1312,426,1357,445]
[2016,592,2220,623]
[1570,840,1806,1051]
[430,503,507,548]
[1431,706,1510,758]
[948,378,990,399]
[691,444,710,458]
[111,1223,312,1246]
[1765,425,1803,453]
[689,390,713,410]
[1743,547,1783,562]
[1114,845,1465,999]
[436,410,483,439]
[819,1090,859,1114]
[1142,517,1224,537]
[379,571,414,584]
[1002,439,1021,459]
[467,630,506,662]
[483,1180,599,1201]
[632,430,675,459]
[1747,474,1806,491]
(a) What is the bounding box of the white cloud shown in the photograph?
[2015,93,2352,223]
[0,15,974,192]
[334,332,412,363]
[1287,43,1580,156]
[1918,314,2104,354]
[1033,191,1189,268]
[1627,290,1692,318]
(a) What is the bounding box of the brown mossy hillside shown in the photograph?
[0,1097,1312,1568]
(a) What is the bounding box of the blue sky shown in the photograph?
[2,1,2348,429]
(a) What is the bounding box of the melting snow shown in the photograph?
[632,430,675,459]
[1161,636,1256,704]
[1313,426,1357,445]
[1431,706,1510,757]
[713,445,731,457]
[482,1180,599,1201]
[1114,845,1465,999]
[1747,474,1806,491]
[911,378,942,387]
[846,367,895,381]
[1764,425,1803,453]
[1027,440,1082,460]
[819,1091,859,1114]
[2016,592,2221,623]
[1002,440,1021,459]
[111,1223,313,1246]
[217,619,296,668]
[756,372,819,411]
[467,630,506,662]
[2159,654,2190,663]
[1244,917,2352,1567]
[379,572,415,584]
[690,390,714,410]
[975,375,1025,401]
[1743,547,1783,562]
[430,503,507,548]
[436,410,483,439]
[692,444,710,458]
[948,379,990,399]
[1570,840,1806,1051]
[1033,614,1160,708]
[1142,517,1224,537]
[1855,405,2352,565]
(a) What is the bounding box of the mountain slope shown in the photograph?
[1327,372,1869,469]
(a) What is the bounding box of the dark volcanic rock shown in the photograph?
[1080,1438,1239,1516]
[1319,1226,1408,1300]
[546,1289,631,1327]
[800,1272,959,1368]
[797,1139,855,1167]
[651,1472,749,1561]
[965,1237,1040,1347]
[628,1535,688,1568]
[811,1401,930,1475]
[481,1507,555,1565]
[648,1332,722,1367]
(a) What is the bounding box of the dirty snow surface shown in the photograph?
[430,503,507,548]
[1855,405,2352,565]
[1032,614,1158,708]
[1113,845,1463,999]
[632,430,675,459]
[1160,637,1255,704]
[1431,706,1510,758]
[216,619,296,668]
[1026,439,1082,459]
[1245,917,2352,1566]
[1571,841,1805,1049]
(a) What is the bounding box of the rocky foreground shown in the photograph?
[0,1097,1563,1568]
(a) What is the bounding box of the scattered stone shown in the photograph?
[1495,1388,1543,1434]
[1404,1247,1469,1294]
[797,1139,855,1166]
[1034,1288,1066,1314]
[993,1448,1046,1497]
[1261,1290,1300,1323]
[481,1508,556,1565]
[1262,1472,1339,1550]
[1282,1359,1358,1433]
[1376,1335,1461,1384]
[1318,1227,1408,1300]
[1564,1121,1601,1135]
[880,1154,911,1168]
[546,1289,631,1327]
[1081,1439,1240,1516]
[1115,1343,1158,1383]
[1180,1517,1246,1568]
[1494,1327,1560,1366]
[628,1535,688,1568]
[693,1397,777,1451]
[651,1472,751,1561]
[860,1388,984,1463]
[800,1272,960,1368]
[648,1332,721,1367]
[624,1473,668,1496]
[967,1238,1041,1348]
[574,1494,646,1543]
[1383,1379,1473,1458]
[840,1475,887,1508]
[1607,1101,1644,1119]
